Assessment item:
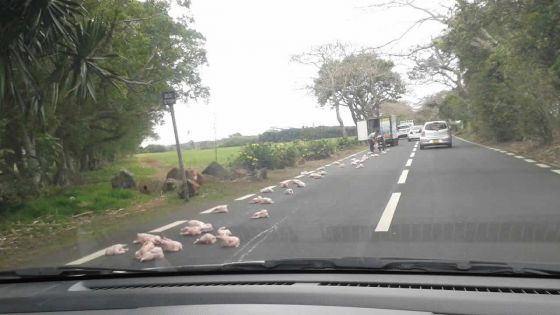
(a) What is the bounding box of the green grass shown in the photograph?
[135,146,241,170]
[2,157,155,224]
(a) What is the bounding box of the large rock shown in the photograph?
[202,161,229,179]
[166,168,203,185]
[138,180,162,194]
[111,169,136,189]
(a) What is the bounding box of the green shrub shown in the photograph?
[303,139,335,160]
[336,137,358,150]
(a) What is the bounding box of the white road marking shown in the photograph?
[410,152,416,158]
[498,150,507,153]
[261,185,276,191]
[397,170,409,184]
[149,220,188,232]
[412,148,417,152]
[66,249,107,265]
[524,159,536,163]
[552,170,560,175]
[405,159,413,167]
[506,152,515,156]
[235,193,255,201]
[375,193,402,232]
[294,174,304,179]
[514,155,524,159]
[536,163,551,168]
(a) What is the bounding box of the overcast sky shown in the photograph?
[145,0,449,145]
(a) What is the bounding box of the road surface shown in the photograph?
[61,138,560,269]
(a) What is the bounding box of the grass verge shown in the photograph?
[0,145,365,270]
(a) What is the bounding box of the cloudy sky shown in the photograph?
[146,0,449,145]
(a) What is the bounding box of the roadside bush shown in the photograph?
[335,137,358,151]
[303,139,335,160]
[234,137,357,171]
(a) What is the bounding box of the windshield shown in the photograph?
[424,122,448,131]
[1,0,560,277]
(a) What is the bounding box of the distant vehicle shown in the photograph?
[407,125,423,142]
[379,115,399,146]
[420,121,452,149]
[397,120,414,138]
[356,115,399,146]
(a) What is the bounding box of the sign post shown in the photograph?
[163,91,189,200]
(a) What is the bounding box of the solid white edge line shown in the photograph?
[536,163,551,168]
[410,153,416,158]
[375,192,402,232]
[149,220,188,232]
[552,170,560,175]
[405,159,413,167]
[66,249,107,265]
[397,170,409,184]
[524,159,536,163]
[235,193,255,201]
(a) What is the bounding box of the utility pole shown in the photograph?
[163,91,189,201]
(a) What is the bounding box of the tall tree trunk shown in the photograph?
[335,104,347,138]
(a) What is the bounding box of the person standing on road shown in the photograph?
[367,130,378,152]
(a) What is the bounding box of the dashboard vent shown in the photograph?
[89,281,295,290]
[318,282,560,295]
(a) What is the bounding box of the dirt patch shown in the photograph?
[138,158,168,180]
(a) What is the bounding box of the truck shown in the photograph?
[356,115,399,146]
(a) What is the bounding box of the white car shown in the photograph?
[397,124,412,138]
[407,125,423,141]
[420,121,452,149]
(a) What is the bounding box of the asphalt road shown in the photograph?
[63,137,560,269]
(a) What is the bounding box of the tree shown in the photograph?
[314,51,405,124]
[292,42,349,137]
[1,0,208,205]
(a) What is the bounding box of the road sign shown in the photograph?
[162,91,176,105]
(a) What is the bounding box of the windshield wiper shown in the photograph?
[168,257,560,276]
[0,266,148,280]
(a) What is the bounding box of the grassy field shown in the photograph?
[135,146,241,170]
[1,147,241,225]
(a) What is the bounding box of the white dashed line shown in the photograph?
[536,163,551,168]
[235,193,255,201]
[524,159,536,163]
[66,249,107,265]
[261,185,276,191]
[294,174,304,179]
[149,220,188,232]
[552,170,560,175]
[397,170,409,184]
[506,152,515,156]
[412,148,417,152]
[514,155,524,159]
[375,192,402,232]
[410,152,416,158]
[405,159,413,167]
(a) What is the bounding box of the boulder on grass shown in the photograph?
[202,161,229,180]
[111,169,136,189]
[166,168,203,185]
[138,180,162,194]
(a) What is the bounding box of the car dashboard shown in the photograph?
[1,272,560,314]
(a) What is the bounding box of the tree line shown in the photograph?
[0,0,207,206]
[402,0,559,144]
